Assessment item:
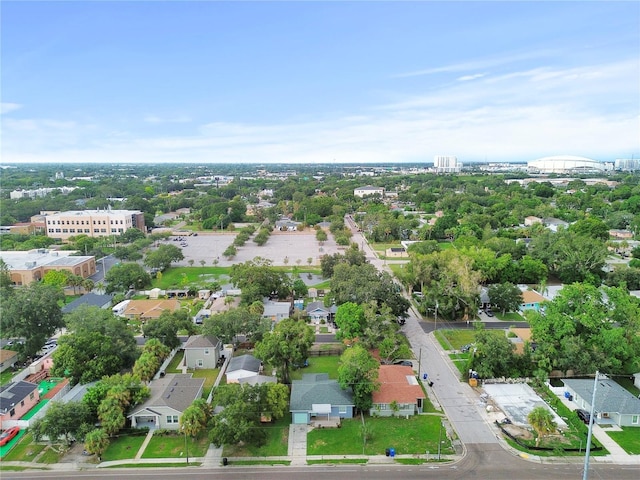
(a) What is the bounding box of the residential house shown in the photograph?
[609,229,633,240]
[290,373,354,425]
[524,216,542,226]
[238,375,277,386]
[0,349,19,374]
[385,247,407,258]
[128,374,205,430]
[122,299,180,321]
[225,354,262,383]
[544,217,569,232]
[0,381,39,429]
[262,300,292,323]
[370,365,426,417]
[305,301,337,324]
[61,293,112,314]
[519,290,546,312]
[354,186,385,198]
[183,335,221,369]
[507,327,534,355]
[562,377,640,427]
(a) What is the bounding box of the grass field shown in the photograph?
[307,415,453,456]
[166,350,185,373]
[0,433,45,462]
[141,433,209,458]
[495,312,526,321]
[435,329,505,351]
[189,368,219,399]
[607,427,640,455]
[152,267,231,289]
[102,434,147,461]
[222,417,290,457]
[290,356,340,381]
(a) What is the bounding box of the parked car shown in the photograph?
[394,360,413,367]
[576,409,591,424]
[484,309,495,317]
[0,426,20,447]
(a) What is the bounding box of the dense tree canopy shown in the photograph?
[229,257,291,304]
[104,262,151,293]
[202,307,268,346]
[1,282,64,357]
[338,345,379,412]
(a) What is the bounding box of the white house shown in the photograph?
[225,354,263,383]
[183,335,222,369]
[128,374,204,430]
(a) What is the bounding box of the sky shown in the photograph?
[1,1,639,165]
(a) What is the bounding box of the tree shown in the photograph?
[42,269,71,289]
[229,257,291,304]
[52,306,139,384]
[470,325,518,379]
[292,278,308,298]
[180,399,211,437]
[569,217,610,241]
[1,282,64,357]
[338,345,379,412]
[262,383,289,420]
[104,262,151,293]
[255,318,315,385]
[527,406,557,446]
[98,396,126,436]
[334,302,365,341]
[142,310,191,349]
[488,283,523,315]
[29,401,93,445]
[84,428,110,458]
[144,244,184,271]
[203,307,267,346]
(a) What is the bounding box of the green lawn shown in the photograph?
[607,427,640,455]
[449,353,471,375]
[222,416,290,457]
[35,446,64,464]
[0,369,15,386]
[152,267,231,289]
[436,329,505,351]
[495,312,525,321]
[141,432,209,458]
[0,433,46,461]
[102,434,147,461]
[307,415,453,456]
[290,356,340,381]
[166,350,185,373]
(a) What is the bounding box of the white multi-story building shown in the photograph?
[10,187,76,200]
[45,209,145,240]
[615,158,640,171]
[433,156,462,173]
[354,185,385,198]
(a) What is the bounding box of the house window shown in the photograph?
[166,415,179,424]
[197,359,203,367]
[10,408,15,417]
[21,400,25,407]
[632,415,639,425]
[30,392,35,400]
[204,349,210,355]
[339,406,347,414]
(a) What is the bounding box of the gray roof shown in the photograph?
[129,374,204,416]
[239,375,277,386]
[290,373,354,412]
[306,301,328,313]
[227,354,261,374]
[0,381,39,414]
[183,334,220,349]
[62,293,112,313]
[563,378,640,415]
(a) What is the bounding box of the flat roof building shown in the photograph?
[44,208,145,240]
[0,249,96,285]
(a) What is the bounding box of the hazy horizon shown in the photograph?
[2,1,639,165]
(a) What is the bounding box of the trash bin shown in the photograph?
[568,394,573,401]
[385,448,390,457]
[389,448,395,458]
[222,457,228,466]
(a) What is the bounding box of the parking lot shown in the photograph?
[170,229,343,267]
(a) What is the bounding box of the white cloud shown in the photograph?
[144,114,191,124]
[1,103,22,115]
[457,73,485,82]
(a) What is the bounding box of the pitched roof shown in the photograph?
[61,293,112,313]
[227,354,261,374]
[123,299,180,319]
[128,374,204,416]
[0,349,18,363]
[521,290,545,304]
[183,334,220,349]
[372,365,425,405]
[562,378,640,415]
[0,381,39,414]
[306,301,328,313]
[290,373,354,411]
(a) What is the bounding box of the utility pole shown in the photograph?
[582,371,599,480]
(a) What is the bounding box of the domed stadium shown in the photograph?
[527,155,605,174]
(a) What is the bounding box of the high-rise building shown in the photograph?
[433,156,462,173]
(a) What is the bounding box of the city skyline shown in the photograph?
[1,1,639,165]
